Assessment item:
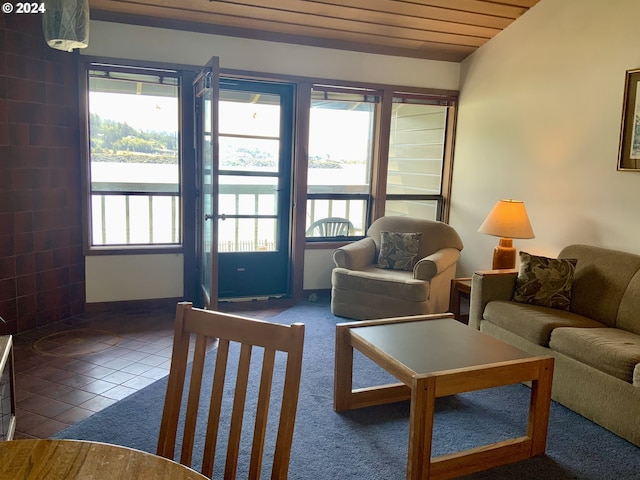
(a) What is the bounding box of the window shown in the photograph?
[86,64,181,248]
[385,95,454,221]
[305,87,378,239]
[304,87,455,241]
[82,62,456,259]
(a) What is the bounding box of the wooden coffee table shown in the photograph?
[334,313,554,480]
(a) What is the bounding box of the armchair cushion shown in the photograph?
[376,231,422,271]
[332,266,430,302]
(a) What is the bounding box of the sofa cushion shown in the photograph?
[635,364,640,388]
[512,252,576,311]
[616,270,640,335]
[483,300,604,346]
[549,327,640,383]
[559,244,640,328]
[377,231,422,271]
[332,266,429,302]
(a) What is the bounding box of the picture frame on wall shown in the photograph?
[618,68,640,171]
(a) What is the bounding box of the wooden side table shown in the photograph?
[449,277,471,324]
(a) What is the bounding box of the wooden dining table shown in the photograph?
[0,439,208,479]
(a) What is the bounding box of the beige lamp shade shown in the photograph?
[478,199,534,239]
[478,200,534,269]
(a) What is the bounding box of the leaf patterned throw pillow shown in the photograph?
[512,252,577,311]
[377,231,422,271]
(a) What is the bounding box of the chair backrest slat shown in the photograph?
[201,339,230,478]
[157,302,305,480]
[157,309,191,460]
[272,334,304,480]
[249,348,276,478]
[180,333,208,466]
[224,343,252,479]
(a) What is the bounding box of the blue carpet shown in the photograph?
[56,300,640,479]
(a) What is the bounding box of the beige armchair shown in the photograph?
[331,216,464,320]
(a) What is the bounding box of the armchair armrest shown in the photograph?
[414,248,461,281]
[333,237,376,270]
[469,269,518,330]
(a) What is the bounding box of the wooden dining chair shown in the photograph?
[157,302,305,479]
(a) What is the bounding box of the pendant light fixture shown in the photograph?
[42,0,90,52]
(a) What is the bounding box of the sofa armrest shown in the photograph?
[414,248,461,281]
[333,237,377,270]
[468,269,518,330]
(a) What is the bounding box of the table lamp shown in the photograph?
[478,199,534,269]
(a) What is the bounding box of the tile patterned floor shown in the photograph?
[11,300,295,439]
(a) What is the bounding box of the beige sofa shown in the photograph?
[331,216,463,320]
[470,244,640,447]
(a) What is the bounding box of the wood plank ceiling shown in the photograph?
[89,0,541,62]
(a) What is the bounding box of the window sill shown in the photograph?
[84,245,183,256]
[304,239,361,250]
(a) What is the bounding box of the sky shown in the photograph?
[89,92,179,133]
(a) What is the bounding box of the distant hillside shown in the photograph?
[91,152,177,164]
[90,113,178,161]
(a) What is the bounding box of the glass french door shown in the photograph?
[194,57,219,309]
[216,79,294,298]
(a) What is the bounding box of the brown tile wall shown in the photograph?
[0,14,85,333]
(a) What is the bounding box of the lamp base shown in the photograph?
[492,238,516,269]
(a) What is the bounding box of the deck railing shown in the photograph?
[91,183,364,248]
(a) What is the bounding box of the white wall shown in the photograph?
[303,250,336,291]
[83,21,460,301]
[85,254,183,303]
[84,21,459,89]
[450,0,640,277]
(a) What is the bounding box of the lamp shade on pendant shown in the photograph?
[42,0,90,52]
[478,199,534,269]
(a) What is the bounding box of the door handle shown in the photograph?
[204,213,226,221]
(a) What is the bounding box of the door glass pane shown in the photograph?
[201,87,214,298]
[219,137,280,172]
[218,218,276,252]
[219,91,281,173]
[219,91,280,137]
[218,176,277,216]
[217,85,283,254]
